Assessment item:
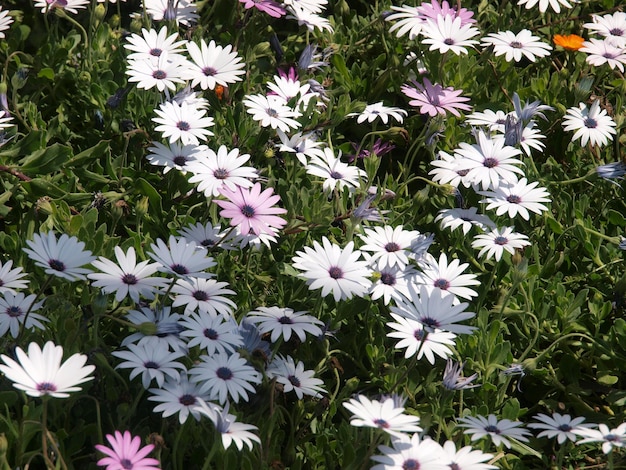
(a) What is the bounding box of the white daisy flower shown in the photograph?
[471,226,531,261]
[126,53,186,92]
[482,29,552,62]
[177,222,236,251]
[348,102,408,124]
[146,141,204,174]
[182,39,246,90]
[112,343,186,389]
[195,400,261,450]
[576,423,626,454]
[435,207,496,235]
[189,352,261,404]
[153,100,214,146]
[440,440,496,470]
[0,292,47,338]
[0,260,29,295]
[517,0,573,13]
[243,94,302,132]
[286,5,333,33]
[180,313,243,355]
[580,39,626,72]
[458,414,531,448]
[275,130,326,166]
[478,177,551,220]
[429,151,475,188]
[144,0,199,26]
[528,413,595,444]
[124,26,187,62]
[23,231,96,282]
[292,237,372,302]
[88,246,168,303]
[267,355,326,399]
[343,394,422,438]
[0,7,13,39]
[148,235,216,278]
[454,131,525,191]
[0,341,95,398]
[466,109,509,132]
[306,147,367,194]
[416,253,481,301]
[372,433,448,470]
[358,225,423,270]
[148,372,211,424]
[244,306,324,343]
[121,306,186,353]
[186,145,258,197]
[421,15,480,55]
[386,313,457,364]
[171,277,236,317]
[385,5,426,40]
[584,12,626,48]
[562,100,617,148]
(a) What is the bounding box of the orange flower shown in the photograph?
[214,84,225,100]
[553,34,585,51]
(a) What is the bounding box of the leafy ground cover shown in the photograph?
[0,0,626,469]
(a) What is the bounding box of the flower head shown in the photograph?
[0,292,47,338]
[442,359,479,390]
[479,177,551,220]
[195,400,261,450]
[402,78,471,117]
[458,414,531,448]
[344,395,422,438]
[517,0,572,13]
[553,34,585,51]
[371,433,448,470]
[528,413,595,444]
[240,0,286,17]
[482,30,552,62]
[214,183,287,236]
[182,39,246,90]
[153,100,214,146]
[348,102,407,124]
[421,15,480,55]
[245,306,324,343]
[306,148,367,193]
[23,232,96,281]
[0,260,29,295]
[95,430,160,470]
[89,246,168,303]
[576,423,626,454]
[267,355,326,399]
[562,100,617,147]
[292,237,372,302]
[0,341,94,398]
[471,226,531,261]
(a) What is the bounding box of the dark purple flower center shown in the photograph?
[213,168,229,179]
[177,121,190,131]
[288,375,301,387]
[202,66,217,76]
[6,306,21,318]
[193,290,209,301]
[444,38,454,45]
[121,274,138,285]
[179,394,197,406]
[484,425,501,434]
[152,70,166,80]
[217,367,233,380]
[0,280,3,287]
[171,264,189,275]
[506,195,522,204]
[584,117,598,129]
[144,361,159,369]
[380,272,396,286]
[433,278,450,290]
[384,242,401,252]
[329,171,344,179]
[120,458,133,470]
[266,108,278,117]
[606,433,620,442]
[373,418,389,428]
[150,48,162,57]
[173,155,188,166]
[241,204,255,218]
[402,460,420,470]
[456,169,469,176]
[603,52,617,59]
[328,266,343,279]
[37,382,58,393]
[421,317,439,329]
[609,28,624,36]
[509,41,523,49]
[279,316,293,324]
[48,259,66,271]
[449,464,460,470]
[413,329,425,340]
[558,424,572,432]
[203,328,218,339]
[494,236,508,246]
[483,157,498,168]
[201,239,216,247]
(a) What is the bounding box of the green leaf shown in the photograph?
[19,143,72,174]
[37,67,55,80]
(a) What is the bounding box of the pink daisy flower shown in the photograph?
[418,0,476,25]
[239,0,286,18]
[401,78,471,117]
[214,183,288,236]
[95,430,160,470]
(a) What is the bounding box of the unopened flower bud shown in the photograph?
[137,321,158,336]
[94,4,106,22]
